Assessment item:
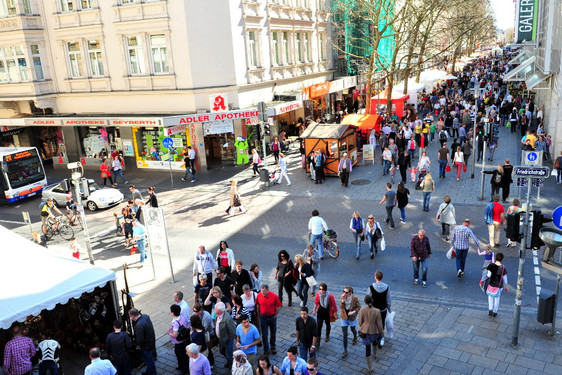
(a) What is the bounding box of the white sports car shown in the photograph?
[42,179,124,211]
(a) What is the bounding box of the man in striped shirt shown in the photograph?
[451,219,481,277]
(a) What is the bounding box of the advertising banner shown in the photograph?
[515,0,538,43]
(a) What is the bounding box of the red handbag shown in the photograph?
[445,165,451,172]
[463,164,467,172]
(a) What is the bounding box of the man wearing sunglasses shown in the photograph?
[305,357,324,375]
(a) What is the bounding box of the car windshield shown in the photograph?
[68,180,107,195]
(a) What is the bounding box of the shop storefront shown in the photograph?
[267,101,305,137]
[303,76,358,123]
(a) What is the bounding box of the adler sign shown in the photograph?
[163,110,259,126]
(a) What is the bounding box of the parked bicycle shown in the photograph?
[42,216,74,241]
[309,229,339,259]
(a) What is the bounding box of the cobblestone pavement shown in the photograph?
[6,124,562,374]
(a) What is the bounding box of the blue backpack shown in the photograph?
[484,202,494,225]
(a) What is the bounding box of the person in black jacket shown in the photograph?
[129,309,156,375]
[230,260,252,296]
[105,319,133,375]
[145,187,158,208]
[397,151,411,184]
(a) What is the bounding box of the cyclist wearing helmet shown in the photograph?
[41,198,62,235]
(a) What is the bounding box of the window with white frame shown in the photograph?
[59,0,74,12]
[22,0,32,14]
[295,33,303,63]
[272,32,280,65]
[319,33,325,60]
[305,33,311,62]
[282,32,290,64]
[31,44,44,80]
[67,41,84,77]
[126,36,145,75]
[120,0,137,4]
[80,0,95,10]
[0,0,16,17]
[0,45,29,83]
[87,40,104,76]
[247,30,259,68]
[317,0,324,11]
[150,34,169,74]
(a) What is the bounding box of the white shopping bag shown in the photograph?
[380,238,386,251]
[385,311,395,338]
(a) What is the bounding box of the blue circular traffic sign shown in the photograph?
[553,206,562,230]
[162,137,174,148]
[527,152,538,162]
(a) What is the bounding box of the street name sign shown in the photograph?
[513,166,550,178]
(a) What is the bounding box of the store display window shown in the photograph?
[132,126,189,169]
[77,127,122,159]
[32,127,64,161]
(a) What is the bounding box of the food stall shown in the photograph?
[370,88,410,117]
[301,123,358,176]
[0,226,119,370]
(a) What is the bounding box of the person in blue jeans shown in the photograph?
[450,219,481,277]
[295,254,314,307]
[132,220,147,264]
[382,146,392,176]
[410,230,432,287]
[420,173,435,212]
[308,210,328,259]
[437,143,450,178]
[349,211,365,259]
[295,307,318,361]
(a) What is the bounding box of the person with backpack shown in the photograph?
[485,252,509,317]
[484,195,506,248]
[508,108,519,134]
[349,211,366,260]
[483,164,504,202]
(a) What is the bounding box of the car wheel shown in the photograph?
[87,201,98,211]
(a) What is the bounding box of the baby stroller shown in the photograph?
[415,169,428,190]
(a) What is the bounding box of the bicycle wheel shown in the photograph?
[42,224,54,239]
[325,240,339,259]
[59,224,75,240]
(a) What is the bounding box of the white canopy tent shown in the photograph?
[394,80,426,106]
[0,225,117,330]
[418,69,448,89]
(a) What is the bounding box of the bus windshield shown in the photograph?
[2,149,46,189]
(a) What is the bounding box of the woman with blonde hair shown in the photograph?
[483,164,504,201]
[436,195,456,241]
[452,146,464,181]
[349,211,365,260]
[227,179,247,216]
[294,254,314,307]
[204,286,232,315]
[420,172,435,212]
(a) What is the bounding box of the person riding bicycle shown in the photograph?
[65,195,79,226]
[308,210,329,260]
[41,198,62,235]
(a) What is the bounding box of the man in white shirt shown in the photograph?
[85,347,117,375]
[174,291,191,323]
[193,246,217,287]
[308,210,328,259]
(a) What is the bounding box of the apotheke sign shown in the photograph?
[163,110,259,126]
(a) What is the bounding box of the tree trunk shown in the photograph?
[365,51,376,114]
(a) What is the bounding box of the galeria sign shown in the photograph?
[515,0,538,43]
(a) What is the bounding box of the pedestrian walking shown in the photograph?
[367,270,391,329]
[295,307,319,361]
[294,254,314,306]
[308,210,329,259]
[461,140,472,165]
[112,154,128,184]
[235,315,261,367]
[145,186,158,207]
[556,151,562,184]
[214,266,236,300]
[314,150,324,184]
[483,165,503,201]
[501,159,513,202]
[358,295,385,372]
[216,240,236,276]
[382,146,392,176]
[128,309,156,375]
[182,151,196,182]
[132,220,147,264]
[279,346,307,375]
[313,283,337,345]
[251,149,261,177]
[256,355,281,375]
[186,343,212,375]
[249,264,263,293]
[168,304,190,375]
[303,244,320,295]
[485,252,509,317]
[231,260,252,296]
[420,173,435,212]
[450,219,481,277]
[416,151,431,171]
[255,284,282,355]
[437,142,450,179]
[452,146,464,181]
[506,199,521,247]
[214,302,236,369]
[275,250,296,307]
[274,153,291,186]
[485,195,506,248]
[228,180,248,216]
[338,152,353,187]
[398,150,411,183]
[396,182,410,223]
[271,137,281,163]
[105,320,133,375]
[190,307,215,367]
[365,215,383,257]
[232,350,253,375]
[379,183,396,228]
[193,245,217,286]
[85,347,116,375]
[3,325,35,375]
[340,286,360,359]
[100,157,115,187]
[349,211,365,259]
[436,196,456,241]
[410,230,431,287]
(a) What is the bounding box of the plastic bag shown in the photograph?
[445,164,451,172]
[446,247,456,259]
[385,311,395,338]
[381,238,386,251]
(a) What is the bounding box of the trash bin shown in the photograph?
[537,289,556,324]
[259,169,271,187]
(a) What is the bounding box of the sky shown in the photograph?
[492,0,516,30]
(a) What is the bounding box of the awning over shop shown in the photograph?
[341,114,380,130]
[0,226,116,329]
[266,100,303,116]
[504,54,551,90]
[300,123,353,139]
[508,50,528,65]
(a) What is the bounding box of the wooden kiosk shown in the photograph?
[301,123,358,176]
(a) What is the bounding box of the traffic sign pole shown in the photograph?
[162,137,175,189]
[479,140,487,200]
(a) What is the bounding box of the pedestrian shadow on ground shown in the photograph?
[198,215,228,227]
[174,201,218,215]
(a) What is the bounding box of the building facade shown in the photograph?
[0,0,339,172]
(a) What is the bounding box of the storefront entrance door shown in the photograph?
[204,133,235,168]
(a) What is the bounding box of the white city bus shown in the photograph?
[0,147,47,202]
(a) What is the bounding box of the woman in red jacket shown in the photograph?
[313,282,337,346]
[100,157,115,187]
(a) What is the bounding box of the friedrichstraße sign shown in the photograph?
[513,165,550,178]
[515,0,538,43]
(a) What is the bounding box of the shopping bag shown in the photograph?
[385,311,395,339]
[306,276,317,287]
[380,238,386,251]
[445,165,451,172]
[479,277,490,294]
[463,164,467,172]
[506,121,511,128]
[486,284,501,297]
[446,247,456,259]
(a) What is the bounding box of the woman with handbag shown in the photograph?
[485,252,508,317]
[294,254,314,307]
[366,215,383,257]
[436,195,456,241]
[358,295,385,372]
[349,211,365,260]
[340,286,361,359]
[100,157,115,187]
[228,179,247,216]
[190,314,214,368]
[274,250,296,307]
[312,283,337,346]
[452,146,464,181]
[168,304,190,375]
[396,182,410,224]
